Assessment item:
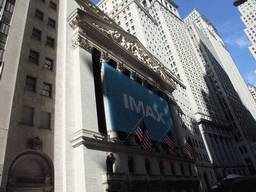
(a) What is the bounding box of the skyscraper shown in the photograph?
[1,0,256,192]
[237,0,256,59]
[248,83,256,102]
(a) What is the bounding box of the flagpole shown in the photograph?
[155,128,171,146]
[125,115,145,139]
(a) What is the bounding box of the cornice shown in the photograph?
[71,129,196,163]
[68,8,177,95]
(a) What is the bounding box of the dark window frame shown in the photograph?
[44,57,53,70]
[29,50,39,64]
[46,36,54,48]
[49,1,57,10]
[35,9,44,21]
[47,17,56,28]
[25,75,37,92]
[32,28,42,41]
[42,82,52,97]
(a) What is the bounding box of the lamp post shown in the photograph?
[233,0,248,7]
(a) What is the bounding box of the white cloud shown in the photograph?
[245,71,256,86]
[224,35,251,48]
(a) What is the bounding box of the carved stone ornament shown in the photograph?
[26,137,43,150]
[72,35,93,52]
[91,23,157,69]
[117,62,125,72]
[101,51,110,63]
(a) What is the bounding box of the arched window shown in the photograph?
[128,157,135,174]
[7,151,54,192]
[145,159,151,174]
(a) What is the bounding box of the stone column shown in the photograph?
[225,138,236,163]
[210,135,223,164]
[215,136,228,165]
[229,138,242,163]
[168,103,186,154]
[221,137,233,164]
[204,133,219,165]
[101,55,119,141]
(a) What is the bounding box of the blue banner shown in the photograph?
[104,63,178,145]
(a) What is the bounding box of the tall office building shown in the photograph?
[185,9,256,175]
[1,0,256,192]
[247,83,256,102]
[98,0,256,178]
[0,0,201,191]
[237,0,256,59]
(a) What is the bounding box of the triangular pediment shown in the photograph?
[68,0,177,93]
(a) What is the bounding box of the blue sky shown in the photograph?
[177,0,256,86]
[92,0,256,86]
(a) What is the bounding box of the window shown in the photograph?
[124,16,127,20]
[40,111,51,129]
[47,18,56,28]
[46,36,54,48]
[131,25,135,30]
[49,1,57,10]
[130,19,133,23]
[0,23,10,35]
[25,76,37,92]
[126,22,128,26]
[5,2,14,13]
[42,82,52,97]
[44,58,53,70]
[35,9,44,20]
[21,106,34,125]
[29,50,39,64]
[32,28,41,41]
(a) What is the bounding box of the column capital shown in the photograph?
[72,34,93,53]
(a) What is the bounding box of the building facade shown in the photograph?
[247,83,256,102]
[184,9,256,176]
[237,0,256,59]
[0,0,256,192]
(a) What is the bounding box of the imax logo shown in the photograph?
[123,93,166,125]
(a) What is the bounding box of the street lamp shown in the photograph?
[233,0,248,7]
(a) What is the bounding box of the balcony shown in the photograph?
[103,172,199,184]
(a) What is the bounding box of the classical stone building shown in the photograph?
[0,0,202,191]
[0,0,255,192]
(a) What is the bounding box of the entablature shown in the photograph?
[68,7,178,100]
